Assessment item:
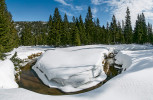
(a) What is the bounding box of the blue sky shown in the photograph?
[6,0,153,27]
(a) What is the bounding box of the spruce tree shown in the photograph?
[21,24,34,46]
[0,0,19,52]
[72,16,76,23]
[74,26,81,46]
[71,17,76,45]
[101,25,106,44]
[117,22,122,43]
[111,15,117,43]
[133,15,140,43]
[61,13,70,46]
[121,20,125,43]
[78,15,87,45]
[147,23,153,44]
[134,13,147,44]
[52,8,62,46]
[48,15,54,45]
[95,18,102,44]
[124,7,133,44]
[85,6,94,44]
[141,13,147,43]
[106,22,110,44]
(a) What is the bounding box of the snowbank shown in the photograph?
[6,44,152,60]
[6,46,52,60]
[0,60,18,89]
[33,45,108,92]
[88,49,153,100]
[115,51,132,72]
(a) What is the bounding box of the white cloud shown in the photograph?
[54,0,84,11]
[91,0,104,5]
[92,8,98,18]
[105,0,153,27]
[60,9,73,16]
[75,6,83,11]
[54,0,72,7]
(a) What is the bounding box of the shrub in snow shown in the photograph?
[10,52,24,67]
[0,52,7,60]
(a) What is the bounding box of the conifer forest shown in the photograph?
[0,0,153,53]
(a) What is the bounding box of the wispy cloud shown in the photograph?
[93,0,153,26]
[91,0,104,5]
[54,0,72,7]
[75,6,83,11]
[60,9,73,16]
[92,8,98,18]
[54,0,84,12]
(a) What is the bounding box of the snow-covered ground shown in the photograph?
[1,44,153,100]
[0,60,18,89]
[6,46,53,60]
[33,45,108,92]
[6,44,152,60]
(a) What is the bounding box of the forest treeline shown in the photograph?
[0,0,153,53]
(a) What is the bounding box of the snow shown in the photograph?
[1,44,153,100]
[0,60,18,89]
[115,51,132,72]
[6,44,152,60]
[6,46,52,60]
[33,45,108,92]
[89,49,153,100]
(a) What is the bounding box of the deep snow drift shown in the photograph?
[33,45,108,92]
[0,60,18,89]
[6,46,52,60]
[1,44,153,100]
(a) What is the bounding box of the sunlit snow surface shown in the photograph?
[6,46,52,60]
[33,45,108,92]
[1,44,153,100]
[0,60,18,89]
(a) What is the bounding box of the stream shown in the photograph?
[18,53,122,95]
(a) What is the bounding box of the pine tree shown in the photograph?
[71,17,76,45]
[0,0,19,52]
[48,15,54,45]
[124,7,133,44]
[101,25,106,44]
[72,16,76,23]
[133,15,140,43]
[117,22,123,43]
[61,13,70,46]
[106,22,110,44]
[121,20,125,43]
[95,18,102,44]
[141,13,147,43]
[78,15,87,45]
[21,24,34,46]
[111,15,117,43]
[147,23,153,44]
[52,8,62,46]
[133,13,147,44]
[74,26,81,46]
[85,6,94,44]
